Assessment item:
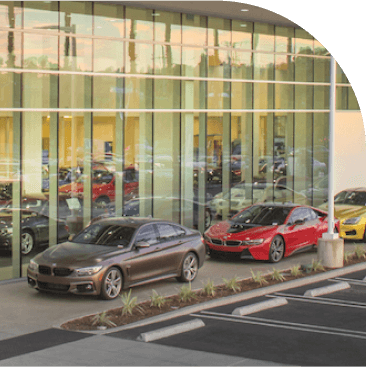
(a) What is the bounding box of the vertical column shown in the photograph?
[83,75,92,227]
[48,73,58,247]
[181,81,194,228]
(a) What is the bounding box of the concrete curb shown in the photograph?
[136,319,205,342]
[57,261,366,335]
[304,281,350,297]
[232,297,288,316]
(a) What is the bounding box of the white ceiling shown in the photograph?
[102,1,301,28]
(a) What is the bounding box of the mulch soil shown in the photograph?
[61,255,366,331]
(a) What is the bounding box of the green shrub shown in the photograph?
[355,245,366,259]
[344,251,353,262]
[311,259,325,272]
[290,264,302,277]
[178,283,197,302]
[91,311,116,328]
[201,279,216,297]
[120,289,143,316]
[223,276,241,292]
[271,268,285,282]
[149,290,167,308]
[250,269,268,286]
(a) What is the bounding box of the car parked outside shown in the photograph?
[319,187,366,241]
[27,217,205,300]
[204,203,338,263]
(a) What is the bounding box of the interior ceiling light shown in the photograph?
[240,24,247,27]
[241,9,249,12]
[152,13,160,16]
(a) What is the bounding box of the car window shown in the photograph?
[288,208,307,224]
[304,208,318,221]
[233,205,291,226]
[72,223,135,246]
[156,223,181,240]
[135,224,159,245]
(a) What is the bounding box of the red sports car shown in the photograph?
[204,203,339,263]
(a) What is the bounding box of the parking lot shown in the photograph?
[109,268,366,366]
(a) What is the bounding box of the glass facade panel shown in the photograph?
[94,39,124,73]
[275,26,294,53]
[0,1,22,29]
[254,23,274,52]
[182,47,206,77]
[232,20,252,50]
[182,14,207,46]
[60,36,92,72]
[94,3,124,38]
[208,17,231,47]
[0,31,21,68]
[126,7,153,40]
[24,33,58,70]
[126,42,153,74]
[154,11,181,43]
[0,1,360,282]
[154,45,181,76]
[24,1,58,31]
[60,1,92,35]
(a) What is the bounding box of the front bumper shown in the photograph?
[205,239,269,260]
[27,268,101,296]
[339,223,366,240]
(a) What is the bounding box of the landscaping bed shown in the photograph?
[61,250,366,331]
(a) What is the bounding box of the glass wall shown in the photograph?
[0,1,360,280]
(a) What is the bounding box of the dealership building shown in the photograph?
[0,1,363,281]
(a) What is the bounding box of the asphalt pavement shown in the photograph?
[0,243,366,365]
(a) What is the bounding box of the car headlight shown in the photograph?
[28,259,39,272]
[75,266,103,277]
[343,217,361,225]
[242,239,264,246]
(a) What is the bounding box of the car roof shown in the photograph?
[92,216,183,228]
[340,187,366,193]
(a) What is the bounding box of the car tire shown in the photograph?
[95,196,110,207]
[21,230,34,256]
[269,235,285,263]
[178,252,199,282]
[100,267,123,300]
[205,209,212,229]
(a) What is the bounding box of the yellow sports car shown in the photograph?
[319,188,366,241]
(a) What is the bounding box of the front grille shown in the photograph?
[225,240,242,246]
[211,238,223,245]
[53,268,73,277]
[38,265,51,275]
[38,281,69,292]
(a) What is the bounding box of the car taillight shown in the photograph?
[65,224,69,232]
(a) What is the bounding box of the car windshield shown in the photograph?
[334,191,366,206]
[232,205,291,226]
[72,223,136,247]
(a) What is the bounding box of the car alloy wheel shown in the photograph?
[179,252,198,282]
[100,267,122,300]
[21,231,34,255]
[205,210,212,229]
[269,235,284,263]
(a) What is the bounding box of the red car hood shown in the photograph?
[207,220,278,239]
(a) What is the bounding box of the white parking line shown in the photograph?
[191,311,366,340]
[268,293,366,309]
[330,277,366,286]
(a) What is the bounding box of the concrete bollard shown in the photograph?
[317,237,344,268]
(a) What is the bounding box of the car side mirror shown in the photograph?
[227,213,233,219]
[294,219,305,226]
[135,241,150,249]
